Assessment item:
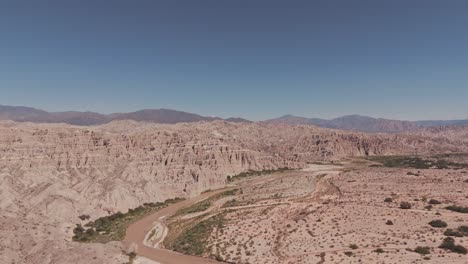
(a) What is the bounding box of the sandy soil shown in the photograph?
[202,164,468,264]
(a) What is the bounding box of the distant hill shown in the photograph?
[266,114,468,133]
[0,105,251,126]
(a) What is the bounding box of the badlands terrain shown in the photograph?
[0,120,467,264]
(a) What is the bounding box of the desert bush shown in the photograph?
[428,220,448,228]
[400,202,412,209]
[414,246,431,255]
[428,199,441,205]
[444,229,463,237]
[78,214,91,221]
[439,237,468,254]
[445,205,468,214]
[385,220,394,225]
[458,225,468,235]
[384,197,393,203]
[349,244,359,250]
[374,248,384,254]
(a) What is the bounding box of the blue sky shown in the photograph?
[1,0,467,120]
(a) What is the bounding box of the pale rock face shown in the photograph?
[0,120,467,264]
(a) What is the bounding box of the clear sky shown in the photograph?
[1,0,467,120]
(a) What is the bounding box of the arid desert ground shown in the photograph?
[0,120,467,264]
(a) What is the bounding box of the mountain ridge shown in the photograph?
[0,105,250,126]
[266,114,468,133]
[0,104,467,132]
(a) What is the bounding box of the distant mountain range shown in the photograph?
[265,114,468,133]
[1,105,467,133]
[0,105,250,126]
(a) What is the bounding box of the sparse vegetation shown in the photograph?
[175,189,238,217]
[78,214,90,221]
[445,205,468,214]
[384,197,393,203]
[414,246,431,255]
[177,199,212,215]
[445,226,468,237]
[72,198,184,243]
[366,155,468,169]
[428,199,441,205]
[168,214,226,256]
[349,244,359,250]
[227,167,291,182]
[439,237,468,254]
[222,199,240,208]
[444,229,463,237]
[374,248,384,254]
[428,220,448,228]
[399,202,412,209]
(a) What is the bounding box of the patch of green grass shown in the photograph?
[177,200,213,215]
[168,213,226,256]
[72,198,184,243]
[174,189,239,217]
[366,155,468,169]
[222,199,240,208]
[226,167,291,182]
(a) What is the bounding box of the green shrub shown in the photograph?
[414,246,431,255]
[444,229,463,237]
[458,225,468,235]
[445,205,468,214]
[400,202,412,209]
[439,237,468,254]
[349,244,359,250]
[384,197,393,203]
[428,220,448,228]
[227,167,291,182]
[78,214,91,221]
[374,248,384,254]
